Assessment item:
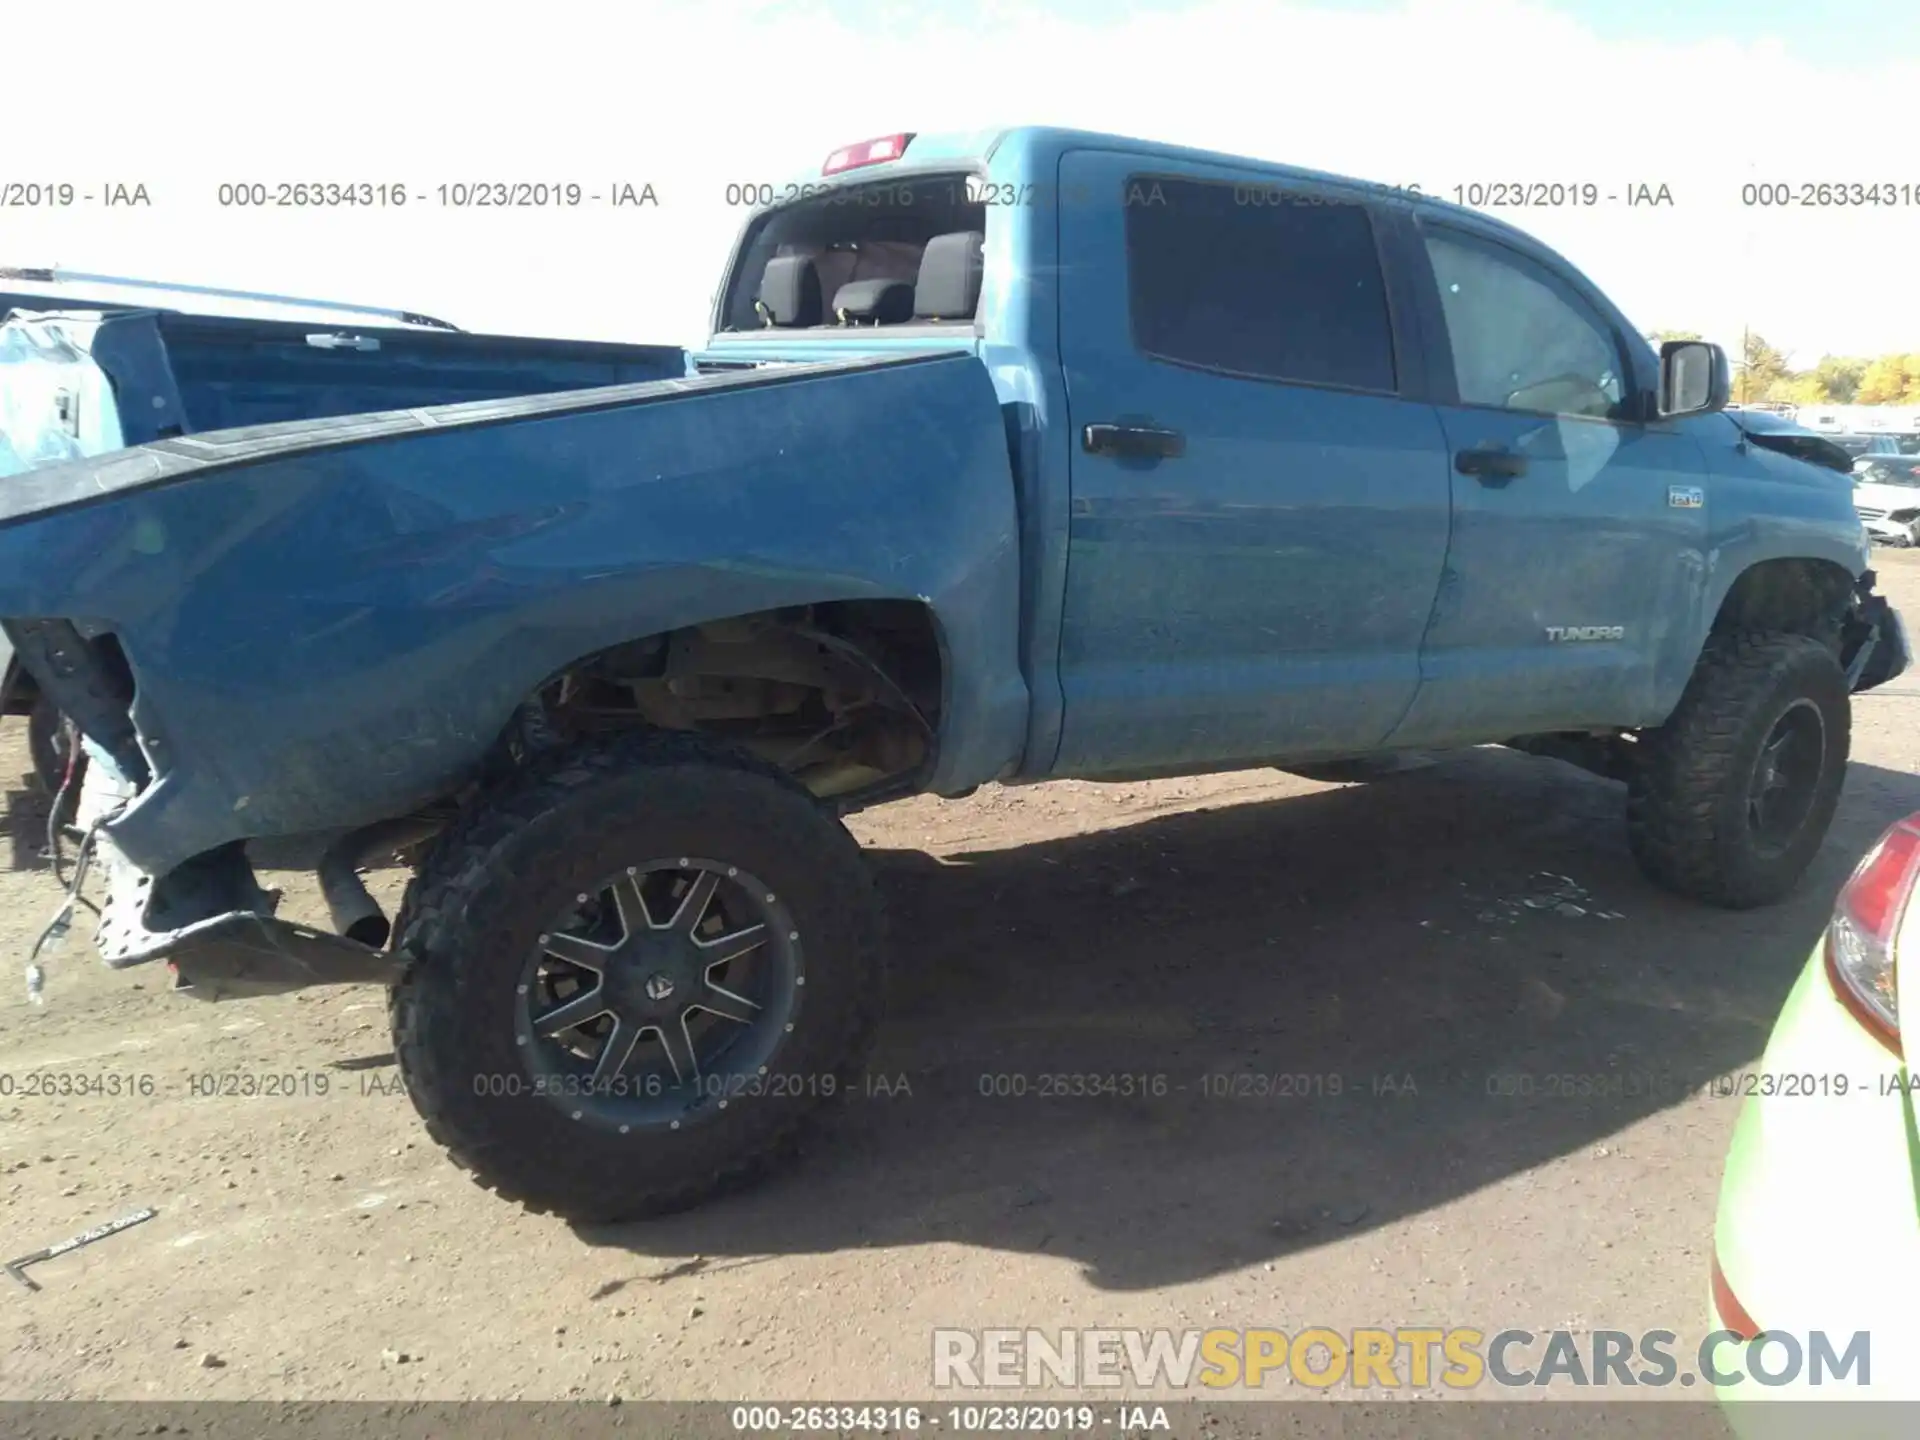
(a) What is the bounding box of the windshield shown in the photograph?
[718,173,987,334]
[1858,459,1920,486]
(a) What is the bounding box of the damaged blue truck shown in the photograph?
[0,126,1908,1220]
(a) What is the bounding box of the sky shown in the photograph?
[5,0,1919,366]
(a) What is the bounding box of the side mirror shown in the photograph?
[1658,340,1731,417]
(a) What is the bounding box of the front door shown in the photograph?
[1050,152,1453,776]
[1387,219,1712,745]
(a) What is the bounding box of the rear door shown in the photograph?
[1385,218,1711,744]
[1049,152,1453,775]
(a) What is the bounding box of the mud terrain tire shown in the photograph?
[1628,631,1850,909]
[389,730,885,1221]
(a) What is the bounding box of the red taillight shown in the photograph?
[1824,816,1920,1056]
[822,133,915,175]
[1711,1254,1762,1341]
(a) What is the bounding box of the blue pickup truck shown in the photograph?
[0,127,1907,1220]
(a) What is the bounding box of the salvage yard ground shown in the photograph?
[3,551,1919,1401]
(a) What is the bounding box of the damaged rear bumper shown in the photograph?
[91,826,406,1001]
[83,806,444,1000]
[10,618,434,1001]
[117,912,404,1002]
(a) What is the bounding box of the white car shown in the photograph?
[1852,456,1920,547]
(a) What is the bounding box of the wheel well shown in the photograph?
[1710,558,1855,643]
[501,600,945,805]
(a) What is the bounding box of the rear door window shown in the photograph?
[1124,176,1397,394]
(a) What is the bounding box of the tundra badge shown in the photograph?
[1668,485,1705,509]
[1545,625,1626,643]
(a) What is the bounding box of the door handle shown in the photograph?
[305,333,382,352]
[1083,423,1186,459]
[1454,446,1527,484]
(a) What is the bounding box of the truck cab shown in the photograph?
[700,127,1889,782]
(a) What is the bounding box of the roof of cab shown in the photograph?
[914,124,1540,245]
[779,124,1543,255]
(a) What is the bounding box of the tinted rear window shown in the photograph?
[1124,176,1396,393]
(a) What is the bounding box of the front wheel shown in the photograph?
[389,731,885,1221]
[1627,631,1850,909]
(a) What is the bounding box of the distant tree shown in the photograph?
[1855,354,1920,405]
[1646,328,1704,345]
[1856,356,1903,404]
[1774,373,1833,405]
[1811,356,1868,404]
[1733,332,1791,404]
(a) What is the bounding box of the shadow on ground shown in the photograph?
[573,747,1920,1291]
[5,771,53,873]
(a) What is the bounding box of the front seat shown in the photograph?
[913,231,985,321]
[830,278,915,326]
[756,254,824,327]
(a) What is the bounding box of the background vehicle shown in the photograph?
[0,127,1908,1221]
[1852,457,1920,548]
[1711,812,1920,1427]
[1830,432,1920,467]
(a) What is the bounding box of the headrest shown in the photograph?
[914,231,984,320]
[831,278,915,326]
[757,255,823,327]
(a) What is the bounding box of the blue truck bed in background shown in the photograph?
[5,305,688,446]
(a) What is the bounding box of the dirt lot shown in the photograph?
[2,552,1918,1404]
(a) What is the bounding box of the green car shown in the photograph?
[1712,813,1920,1434]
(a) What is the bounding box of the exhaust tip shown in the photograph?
[343,914,391,949]
[317,850,393,952]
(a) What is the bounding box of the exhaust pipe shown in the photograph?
[316,815,447,949]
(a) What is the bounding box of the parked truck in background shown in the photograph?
[0,127,1906,1221]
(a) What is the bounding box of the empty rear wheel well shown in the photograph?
[499,599,946,805]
